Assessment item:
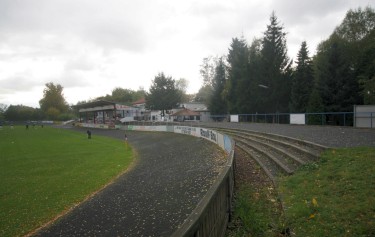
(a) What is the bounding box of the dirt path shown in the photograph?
[34,128,227,237]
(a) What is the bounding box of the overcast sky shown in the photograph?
[0,0,372,108]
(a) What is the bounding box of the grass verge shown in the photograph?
[0,126,134,237]
[279,147,375,236]
[228,184,286,237]
[226,148,287,237]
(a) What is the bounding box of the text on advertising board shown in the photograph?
[200,128,217,142]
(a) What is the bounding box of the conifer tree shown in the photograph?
[225,37,249,113]
[260,12,292,113]
[209,57,227,115]
[290,41,314,112]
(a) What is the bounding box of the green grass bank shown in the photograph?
[228,147,375,236]
[0,126,134,237]
[280,147,375,236]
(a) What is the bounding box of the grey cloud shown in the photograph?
[54,71,91,88]
[0,75,42,94]
[273,0,372,26]
[0,0,149,52]
[64,56,95,72]
[187,1,269,51]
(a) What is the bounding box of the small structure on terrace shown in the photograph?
[75,100,139,126]
[170,108,201,122]
[170,102,211,122]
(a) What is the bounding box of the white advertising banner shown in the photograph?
[290,114,306,125]
[354,105,375,128]
[198,127,218,144]
[230,115,239,122]
[127,125,167,132]
[80,123,109,129]
[174,126,200,137]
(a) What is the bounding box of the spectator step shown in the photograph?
[215,128,327,184]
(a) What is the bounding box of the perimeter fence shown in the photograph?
[210,111,375,128]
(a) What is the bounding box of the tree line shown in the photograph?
[2,7,374,122]
[200,7,375,115]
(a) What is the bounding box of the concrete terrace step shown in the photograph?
[232,135,297,174]
[236,143,284,184]
[223,131,306,166]
[215,128,327,184]
[217,128,324,161]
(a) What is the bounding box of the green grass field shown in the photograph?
[0,126,134,237]
[280,148,375,236]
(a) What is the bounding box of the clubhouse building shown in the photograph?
[75,100,210,126]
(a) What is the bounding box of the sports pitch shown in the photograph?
[0,125,134,237]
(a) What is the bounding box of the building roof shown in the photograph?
[180,102,208,111]
[171,108,200,116]
[74,100,115,109]
[132,98,146,105]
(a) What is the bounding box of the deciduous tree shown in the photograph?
[145,73,181,117]
[200,56,218,87]
[39,82,69,117]
[4,105,43,121]
[111,87,134,103]
[335,6,375,42]
[0,104,7,121]
[314,34,361,112]
[194,85,213,105]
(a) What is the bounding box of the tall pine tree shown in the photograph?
[225,37,249,113]
[236,38,263,114]
[209,57,227,115]
[290,41,314,112]
[260,12,292,113]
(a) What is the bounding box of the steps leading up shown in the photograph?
[215,128,327,184]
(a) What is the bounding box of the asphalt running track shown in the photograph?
[34,127,227,237]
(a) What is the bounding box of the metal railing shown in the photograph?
[209,112,374,128]
[171,149,235,237]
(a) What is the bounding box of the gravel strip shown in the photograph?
[34,127,227,237]
[200,122,375,148]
